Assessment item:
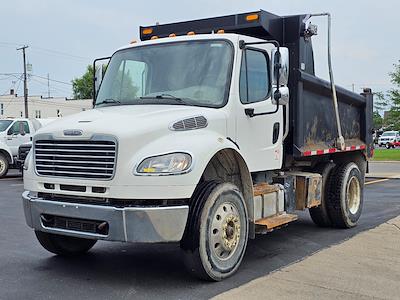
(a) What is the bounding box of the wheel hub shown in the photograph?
[222,215,240,251]
[211,202,241,260]
[347,176,361,214]
[0,160,5,174]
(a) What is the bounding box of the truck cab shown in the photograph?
[0,118,39,177]
[22,10,373,281]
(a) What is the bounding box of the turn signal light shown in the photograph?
[187,31,195,35]
[246,14,259,22]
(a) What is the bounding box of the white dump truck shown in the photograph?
[22,10,373,281]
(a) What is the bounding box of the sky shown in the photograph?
[0,0,398,98]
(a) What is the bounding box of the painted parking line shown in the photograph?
[365,178,390,185]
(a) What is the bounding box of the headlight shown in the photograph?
[23,150,32,171]
[136,152,192,175]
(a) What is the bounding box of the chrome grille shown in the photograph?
[34,139,116,180]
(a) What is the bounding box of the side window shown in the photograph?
[239,49,271,104]
[22,121,30,134]
[8,121,30,135]
[8,122,19,135]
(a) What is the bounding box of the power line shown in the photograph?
[31,74,72,86]
[29,46,90,60]
[30,77,71,94]
[0,41,90,61]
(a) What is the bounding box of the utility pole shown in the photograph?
[17,45,29,118]
[47,73,50,98]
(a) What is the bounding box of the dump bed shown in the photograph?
[140,10,373,159]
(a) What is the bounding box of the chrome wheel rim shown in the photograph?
[347,176,361,214]
[210,202,241,260]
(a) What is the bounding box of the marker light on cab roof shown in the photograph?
[142,28,153,35]
[246,14,259,22]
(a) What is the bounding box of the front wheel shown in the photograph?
[35,231,97,256]
[181,182,249,281]
[327,162,364,228]
[0,153,9,178]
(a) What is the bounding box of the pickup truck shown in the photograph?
[22,10,373,281]
[378,131,400,148]
[0,118,43,177]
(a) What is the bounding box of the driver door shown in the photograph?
[235,48,283,172]
[6,121,31,156]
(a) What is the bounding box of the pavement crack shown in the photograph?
[273,276,387,300]
[388,222,400,231]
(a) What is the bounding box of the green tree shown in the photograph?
[373,61,400,130]
[386,61,400,130]
[373,91,385,130]
[373,111,383,129]
[72,65,94,99]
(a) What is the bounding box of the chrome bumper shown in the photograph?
[22,191,189,243]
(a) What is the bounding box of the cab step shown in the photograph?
[255,213,298,231]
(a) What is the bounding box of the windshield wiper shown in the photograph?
[140,94,188,105]
[96,98,121,106]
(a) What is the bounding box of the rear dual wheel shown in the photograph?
[327,162,363,228]
[181,182,249,281]
[309,161,364,228]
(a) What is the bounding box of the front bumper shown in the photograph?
[22,191,189,243]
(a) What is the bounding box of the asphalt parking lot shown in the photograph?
[0,173,399,299]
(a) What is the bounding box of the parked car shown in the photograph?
[0,118,56,177]
[378,131,400,148]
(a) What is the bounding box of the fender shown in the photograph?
[127,130,246,183]
[0,141,14,164]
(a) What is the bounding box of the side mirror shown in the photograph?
[93,57,111,105]
[271,47,289,86]
[272,87,289,106]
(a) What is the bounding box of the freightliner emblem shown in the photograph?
[63,129,83,136]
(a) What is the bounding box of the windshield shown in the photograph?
[0,120,12,132]
[382,132,396,137]
[95,40,233,108]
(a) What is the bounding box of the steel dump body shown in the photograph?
[141,10,373,159]
[293,71,373,157]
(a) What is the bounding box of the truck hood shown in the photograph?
[36,105,228,139]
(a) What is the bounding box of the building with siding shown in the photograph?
[0,92,92,119]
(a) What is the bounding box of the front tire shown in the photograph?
[0,153,9,178]
[327,162,364,228]
[181,182,249,281]
[35,231,97,256]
